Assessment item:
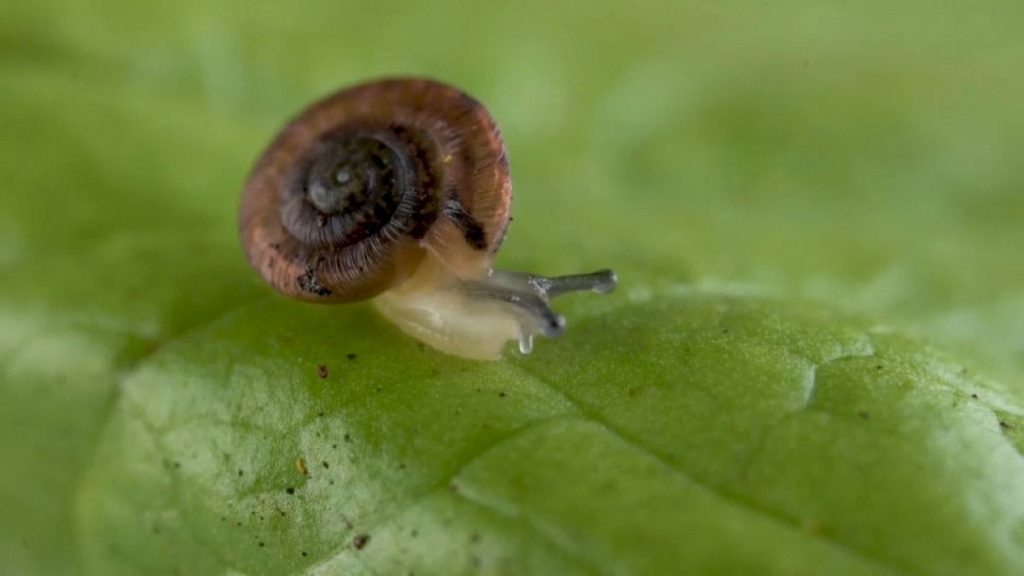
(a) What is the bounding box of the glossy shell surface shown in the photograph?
[240,78,512,302]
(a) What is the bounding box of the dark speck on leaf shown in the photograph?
[1000,421,1013,430]
[238,469,243,477]
[322,461,330,469]
[801,518,824,534]
[317,364,329,379]
[470,533,482,543]
[344,433,352,443]
[498,391,506,398]
[971,393,979,399]
[858,411,871,420]
[258,542,265,548]
[352,534,370,550]
[172,461,181,469]
[876,364,883,371]
[301,551,308,557]
[347,353,357,361]
[286,487,295,495]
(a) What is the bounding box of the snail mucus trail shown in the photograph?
[239,78,617,360]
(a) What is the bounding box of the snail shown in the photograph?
[239,77,617,360]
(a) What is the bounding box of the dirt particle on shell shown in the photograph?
[317,364,329,379]
[352,534,370,550]
[296,458,309,476]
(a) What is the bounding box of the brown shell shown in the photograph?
[239,78,512,303]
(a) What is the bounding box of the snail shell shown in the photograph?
[240,78,510,302]
[240,77,616,360]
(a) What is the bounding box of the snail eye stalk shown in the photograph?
[463,269,619,343]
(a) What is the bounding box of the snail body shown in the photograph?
[240,78,616,360]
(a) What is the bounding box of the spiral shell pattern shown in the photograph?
[240,78,512,302]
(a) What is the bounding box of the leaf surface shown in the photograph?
[2,1,1024,575]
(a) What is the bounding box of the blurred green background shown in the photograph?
[2,1,1023,574]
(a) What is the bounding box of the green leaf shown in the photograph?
[3,1,1024,575]
[71,295,1024,575]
